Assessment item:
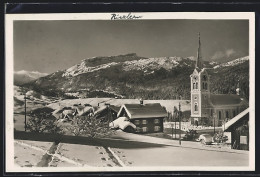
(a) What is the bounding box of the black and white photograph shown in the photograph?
[5,12,255,172]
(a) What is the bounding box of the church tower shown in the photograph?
[190,33,210,125]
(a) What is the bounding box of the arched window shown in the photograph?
[226,111,229,118]
[193,83,195,89]
[195,82,198,89]
[194,103,198,111]
[205,83,208,90]
[219,111,222,120]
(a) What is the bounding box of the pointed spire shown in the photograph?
[196,32,203,69]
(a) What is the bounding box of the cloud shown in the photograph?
[211,49,236,60]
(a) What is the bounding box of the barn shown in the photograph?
[117,102,167,133]
[223,108,249,150]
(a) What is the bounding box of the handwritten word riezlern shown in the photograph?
[111,13,142,20]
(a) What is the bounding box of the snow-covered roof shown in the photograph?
[223,108,249,131]
[210,94,246,106]
[118,103,167,119]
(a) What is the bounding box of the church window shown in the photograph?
[203,75,207,81]
[193,83,195,89]
[205,83,208,90]
[194,103,198,111]
[226,111,229,118]
[195,82,198,89]
[219,111,222,120]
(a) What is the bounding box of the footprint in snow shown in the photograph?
[101,157,107,161]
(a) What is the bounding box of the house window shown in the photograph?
[142,127,148,132]
[142,120,147,125]
[134,120,140,125]
[154,126,160,132]
[154,119,159,124]
[194,103,198,112]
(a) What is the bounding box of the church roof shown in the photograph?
[223,108,249,131]
[118,103,168,119]
[209,94,246,106]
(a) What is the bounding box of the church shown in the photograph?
[190,33,248,127]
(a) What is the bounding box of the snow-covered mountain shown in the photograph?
[213,56,249,69]
[61,55,207,78]
[23,53,249,100]
[14,70,48,85]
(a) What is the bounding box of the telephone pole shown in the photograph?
[24,94,27,132]
[179,102,181,145]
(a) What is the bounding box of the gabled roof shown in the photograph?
[118,103,167,119]
[109,105,120,113]
[223,108,249,131]
[209,94,247,106]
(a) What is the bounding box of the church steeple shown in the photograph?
[196,32,203,69]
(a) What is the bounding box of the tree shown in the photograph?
[66,115,114,138]
[27,111,62,134]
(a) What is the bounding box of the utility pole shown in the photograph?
[179,102,181,145]
[24,94,27,132]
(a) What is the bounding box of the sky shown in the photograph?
[13,20,249,73]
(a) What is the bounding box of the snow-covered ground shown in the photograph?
[47,98,190,113]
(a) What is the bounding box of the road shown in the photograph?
[105,131,249,167]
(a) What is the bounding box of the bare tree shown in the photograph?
[66,114,114,138]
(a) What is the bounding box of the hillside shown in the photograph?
[22,54,249,100]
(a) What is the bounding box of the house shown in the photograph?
[94,104,119,121]
[190,33,248,126]
[74,105,94,117]
[223,108,249,150]
[117,102,168,133]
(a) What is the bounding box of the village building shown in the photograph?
[190,33,248,126]
[117,101,167,133]
[223,108,249,150]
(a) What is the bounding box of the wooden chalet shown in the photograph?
[117,102,167,133]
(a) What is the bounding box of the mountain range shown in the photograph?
[14,70,48,85]
[21,53,249,100]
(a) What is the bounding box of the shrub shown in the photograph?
[213,131,228,143]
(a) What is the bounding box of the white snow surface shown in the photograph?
[14,70,48,79]
[123,57,181,71]
[62,56,185,77]
[213,56,249,69]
